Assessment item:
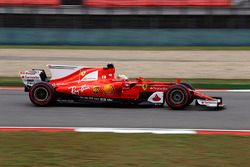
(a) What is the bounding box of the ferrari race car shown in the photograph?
[20,64,224,110]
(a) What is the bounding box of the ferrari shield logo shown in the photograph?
[80,71,86,76]
[142,84,148,91]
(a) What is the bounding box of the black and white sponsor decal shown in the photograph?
[196,99,220,107]
[81,96,113,102]
[20,70,43,87]
[150,87,168,91]
[81,71,98,81]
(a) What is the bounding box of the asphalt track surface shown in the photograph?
[0,90,249,130]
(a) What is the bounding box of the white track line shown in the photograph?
[197,89,250,93]
[74,128,196,134]
[1,127,250,135]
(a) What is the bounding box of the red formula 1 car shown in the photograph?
[20,64,224,110]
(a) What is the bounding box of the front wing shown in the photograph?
[196,97,224,108]
[193,91,224,108]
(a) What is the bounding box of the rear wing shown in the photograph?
[20,69,48,92]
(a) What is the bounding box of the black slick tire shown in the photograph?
[165,84,191,110]
[29,82,55,107]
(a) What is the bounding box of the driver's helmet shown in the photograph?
[117,74,128,81]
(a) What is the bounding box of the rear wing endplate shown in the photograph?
[20,69,48,92]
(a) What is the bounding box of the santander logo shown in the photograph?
[147,92,163,104]
[152,94,161,101]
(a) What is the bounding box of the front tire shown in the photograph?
[165,85,191,110]
[181,82,195,105]
[29,82,55,107]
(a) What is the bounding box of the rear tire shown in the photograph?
[29,82,55,107]
[165,85,191,110]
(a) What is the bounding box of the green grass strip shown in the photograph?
[1,77,250,89]
[0,132,249,167]
[0,77,23,86]
[2,45,250,50]
[146,78,250,89]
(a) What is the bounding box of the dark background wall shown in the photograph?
[61,0,82,5]
[1,3,250,46]
[1,14,250,29]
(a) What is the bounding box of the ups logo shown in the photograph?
[93,86,100,94]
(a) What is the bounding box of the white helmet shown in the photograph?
[118,74,128,81]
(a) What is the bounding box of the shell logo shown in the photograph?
[103,85,115,95]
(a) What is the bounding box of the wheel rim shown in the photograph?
[169,89,185,105]
[33,87,49,102]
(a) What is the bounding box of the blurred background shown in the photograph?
[0,3,250,166]
[0,0,250,45]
